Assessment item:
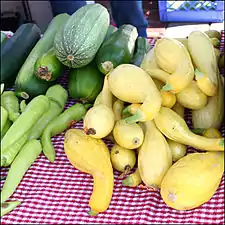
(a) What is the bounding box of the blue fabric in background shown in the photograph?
[49,0,148,37]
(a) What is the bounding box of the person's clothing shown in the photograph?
[109,1,148,37]
[50,0,148,37]
[50,0,87,16]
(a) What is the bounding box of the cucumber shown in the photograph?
[15,14,70,99]
[34,48,65,82]
[131,37,151,66]
[1,24,41,87]
[95,24,138,74]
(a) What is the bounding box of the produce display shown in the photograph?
[0,3,224,223]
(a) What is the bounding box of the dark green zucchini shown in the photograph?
[104,25,118,41]
[131,37,151,66]
[15,13,70,100]
[95,24,138,74]
[68,62,104,103]
[0,23,41,87]
[34,48,65,82]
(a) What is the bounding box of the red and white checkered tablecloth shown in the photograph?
[1,31,224,225]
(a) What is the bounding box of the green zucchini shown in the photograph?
[95,24,138,74]
[1,23,41,87]
[104,25,118,41]
[68,62,104,103]
[15,14,70,99]
[131,37,151,66]
[34,48,65,82]
[54,3,109,68]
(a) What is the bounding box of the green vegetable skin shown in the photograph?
[1,139,42,203]
[1,24,41,87]
[1,91,20,122]
[131,37,151,66]
[1,201,21,217]
[68,62,104,103]
[34,48,65,82]
[1,95,49,167]
[1,106,8,133]
[54,3,109,68]
[41,103,87,162]
[15,14,70,99]
[28,84,68,140]
[1,119,12,140]
[95,24,138,74]
[104,25,118,41]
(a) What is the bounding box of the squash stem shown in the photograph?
[122,111,143,124]
[192,128,206,135]
[88,209,98,216]
[1,201,21,217]
[195,68,205,80]
[162,83,173,92]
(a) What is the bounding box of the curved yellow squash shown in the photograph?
[188,31,218,96]
[108,64,162,124]
[64,128,114,216]
[154,107,224,151]
[154,37,194,93]
[138,120,172,190]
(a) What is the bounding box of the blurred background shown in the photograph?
[1,0,224,38]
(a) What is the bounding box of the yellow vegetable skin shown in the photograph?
[167,139,187,162]
[140,48,170,83]
[113,120,144,149]
[138,120,172,190]
[192,73,224,129]
[83,75,115,139]
[188,31,218,96]
[176,80,207,110]
[108,64,162,124]
[154,107,224,151]
[112,99,124,121]
[161,152,224,210]
[64,128,114,216]
[154,37,194,93]
[160,90,176,108]
[110,144,136,176]
[172,102,185,119]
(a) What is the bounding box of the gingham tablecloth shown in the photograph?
[1,30,224,225]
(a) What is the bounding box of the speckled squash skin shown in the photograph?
[54,4,110,68]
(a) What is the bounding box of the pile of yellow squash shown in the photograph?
[63,30,224,216]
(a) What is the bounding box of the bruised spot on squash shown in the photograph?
[85,128,96,135]
[168,192,177,202]
[67,55,74,61]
